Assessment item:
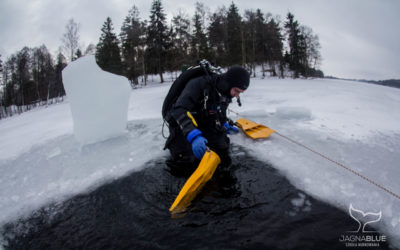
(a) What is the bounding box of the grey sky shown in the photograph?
[0,0,399,80]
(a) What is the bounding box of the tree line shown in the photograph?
[0,0,323,119]
[0,47,67,119]
[96,1,323,85]
[0,19,94,119]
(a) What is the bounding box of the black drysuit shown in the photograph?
[165,74,232,168]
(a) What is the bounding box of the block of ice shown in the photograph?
[275,106,312,120]
[62,55,131,144]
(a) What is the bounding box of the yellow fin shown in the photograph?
[169,150,221,214]
[236,118,275,139]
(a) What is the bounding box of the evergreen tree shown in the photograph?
[254,9,266,68]
[74,48,83,60]
[146,0,169,83]
[15,47,31,107]
[120,6,146,85]
[242,10,283,76]
[96,17,123,75]
[40,46,56,103]
[55,52,67,98]
[190,3,210,61]
[164,25,175,74]
[208,7,228,66]
[32,45,54,102]
[284,12,304,78]
[265,17,284,75]
[194,2,209,29]
[170,10,191,70]
[0,54,3,86]
[0,54,3,118]
[243,10,257,75]
[3,55,17,110]
[284,12,322,78]
[226,2,243,65]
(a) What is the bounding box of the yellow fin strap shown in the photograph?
[187,111,198,127]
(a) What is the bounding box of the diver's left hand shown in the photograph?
[223,121,239,134]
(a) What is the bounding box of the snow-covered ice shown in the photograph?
[0,60,399,248]
[62,55,131,145]
[230,78,400,247]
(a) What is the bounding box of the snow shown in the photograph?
[1,65,400,248]
[0,103,73,161]
[62,55,131,145]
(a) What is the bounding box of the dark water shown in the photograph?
[1,146,391,250]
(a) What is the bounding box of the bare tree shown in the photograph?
[62,18,80,62]
[300,25,322,70]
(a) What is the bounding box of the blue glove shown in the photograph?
[223,121,239,134]
[191,136,208,159]
[187,129,208,159]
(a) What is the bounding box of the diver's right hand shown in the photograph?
[187,129,208,159]
[191,136,208,159]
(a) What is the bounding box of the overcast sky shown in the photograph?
[0,0,399,80]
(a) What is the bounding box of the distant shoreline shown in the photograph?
[325,76,400,89]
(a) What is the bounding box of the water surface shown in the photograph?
[1,146,390,249]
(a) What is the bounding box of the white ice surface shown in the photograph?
[0,75,399,248]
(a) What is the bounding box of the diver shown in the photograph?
[163,65,250,175]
